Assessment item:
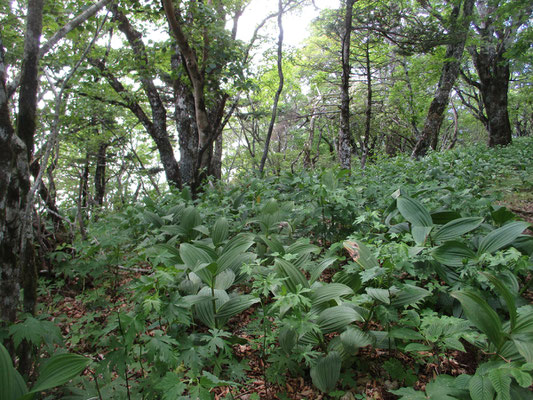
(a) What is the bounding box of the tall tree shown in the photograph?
[338,0,356,170]
[411,0,475,157]
[467,0,532,147]
[0,0,44,368]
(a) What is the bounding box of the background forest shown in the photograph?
[1,0,533,399]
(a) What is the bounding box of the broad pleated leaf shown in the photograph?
[211,217,229,246]
[343,240,379,269]
[0,343,28,400]
[30,353,91,393]
[469,375,495,400]
[214,270,236,290]
[478,221,530,255]
[412,226,432,245]
[392,284,431,307]
[432,241,476,267]
[275,259,309,293]
[366,288,390,304]
[433,217,484,242]
[311,283,354,307]
[512,333,533,363]
[279,326,298,354]
[310,352,341,393]
[216,295,259,326]
[317,306,362,334]
[451,290,504,348]
[389,328,424,340]
[482,272,517,330]
[340,327,373,354]
[397,196,432,227]
[431,211,462,225]
[309,257,337,284]
[180,243,213,269]
[286,239,320,256]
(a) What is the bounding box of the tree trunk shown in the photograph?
[412,0,474,158]
[338,0,356,170]
[361,38,372,169]
[472,50,512,147]
[0,0,44,369]
[259,0,284,175]
[94,142,108,206]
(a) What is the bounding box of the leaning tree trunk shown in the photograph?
[411,0,474,158]
[338,0,356,170]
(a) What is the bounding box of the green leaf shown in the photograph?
[343,240,379,269]
[179,243,213,269]
[469,374,495,400]
[425,375,468,400]
[279,326,298,354]
[482,272,517,330]
[275,259,309,293]
[310,352,341,393]
[391,284,431,307]
[389,328,424,340]
[366,288,390,304]
[340,327,373,354]
[317,306,362,334]
[412,226,433,245]
[432,241,476,267]
[431,211,463,225]
[212,217,229,246]
[404,343,432,352]
[310,283,354,307]
[0,344,28,400]
[433,217,484,242]
[488,368,511,400]
[511,333,533,363]
[397,196,433,227]
[478,221,530,255]
[451,290,504,349]
[309,257,337,284]
[30,353,90,393]
[216,295,259,326]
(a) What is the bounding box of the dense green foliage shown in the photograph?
[6,138,532,399]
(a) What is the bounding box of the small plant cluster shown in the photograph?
[2,138,533,399]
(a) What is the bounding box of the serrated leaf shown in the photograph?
[469,374,495,400]
[433,241,476,267]
[488,368,511,400]
[389,328,424,340]
[510,367,533,388]
[433,217,484,242]
[451,290,504,349]
[404,343,432,352]
[478,221,530,255]
[310,352,341,393]
[397,196,433,227]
